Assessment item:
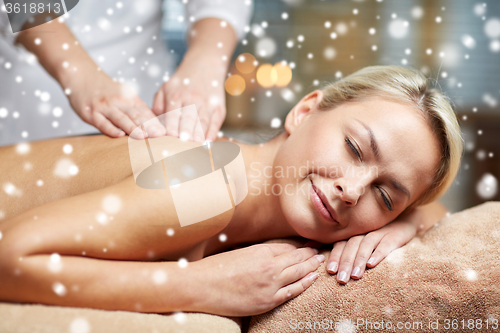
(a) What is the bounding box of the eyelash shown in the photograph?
[344,137,393,211]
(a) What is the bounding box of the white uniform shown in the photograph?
[0,0,252,146]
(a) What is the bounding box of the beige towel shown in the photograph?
[248,202,500,333]
[0,302,242,333]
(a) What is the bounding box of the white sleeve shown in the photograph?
[185,0,253,41]
[0,7,19,46]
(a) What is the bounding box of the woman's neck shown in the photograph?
[214,133,301,249]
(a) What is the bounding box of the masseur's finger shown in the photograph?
[350,233,383,279]
[273,271,319,306]
[336,235,364,284]
[205,105,225,142]
[121,105,166,138]
[164,95,182,137]
[92,111,124,138]
[367,235,400,268]
[178,102,202,142]
[100,105,138,135]
[152,90,165,116]
[326,240,346,274]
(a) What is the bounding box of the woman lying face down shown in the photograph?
[0,65,462,317]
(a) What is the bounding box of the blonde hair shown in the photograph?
[318,65,463,211]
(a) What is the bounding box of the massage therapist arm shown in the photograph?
[323,200,449,283]
[16,20,165,139]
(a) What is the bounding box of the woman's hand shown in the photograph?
[68,70,166,139]
[320,219,417,284]
[190,243,324,317]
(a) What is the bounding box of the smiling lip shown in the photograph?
[309,179,339,224]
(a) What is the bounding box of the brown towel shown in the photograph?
[248,202,500,333]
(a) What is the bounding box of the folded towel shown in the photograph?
[248,202,500,333]
[0,303,242,333]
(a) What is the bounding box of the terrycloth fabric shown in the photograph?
[0,303,242,333]
[248,202,500,333]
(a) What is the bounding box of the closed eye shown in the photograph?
[378,187,393,211]
[345,138,361,160]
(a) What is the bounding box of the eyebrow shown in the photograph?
[353,118,411,201]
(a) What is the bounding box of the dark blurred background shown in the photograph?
[163,0,500,213]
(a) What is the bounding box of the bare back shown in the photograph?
[0,135,234,263]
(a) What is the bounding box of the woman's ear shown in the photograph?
[284,90,324,134]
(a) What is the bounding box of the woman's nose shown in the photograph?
[334,178,368,206]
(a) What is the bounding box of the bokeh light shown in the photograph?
[225,75,246,96]
[273,62,293,87]
[256,63,275,88]
[235,53,257,74]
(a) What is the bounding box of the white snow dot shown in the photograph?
[15,76,22,83]
[128,57,135,64]
[53,107,63,117]
[324,21,331,28]
[0,108,7,118]
[485,18,500,39]
[369,27,376,35]
[16,143,30,155]
[270,117,281,128]
[65,88,72,95]
[179,131,190,141]
[476,173,498,199]
[174,311,187,324]
[62,144,73,154]
[461,35,476,49]
[152,269,168,285]
[183,78,190,85]
[411,6,424,19]
[465,269,478,281]
[69,317,91,333]
[281,12,288,20]
[330,32,337,39]
[4,62,11,69]
[0,231,2,239]
[53,282,67,296]
[123,26,130,33]
[52,121,59,128]
[426,48,433,55]
[388,19,408,39]
[62,43,69,50]
[166,228,175,236]
[34,38,41,45]
[218,233,227,242]
[435,16,442,23]
[146,47,154,55]
[40,92,50,102]
[297,35,304,42]
[13,111,19,118]
[307,53,313,59]
[178,258,188,268]
[336,22,348,35]
[96,212,109,225]
[136,25,143,33]
[36,179,44,187]
[63,61,69,68]
[21,131,28,138]
[102,195,122,214]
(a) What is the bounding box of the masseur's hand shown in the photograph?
[68,70,166,139]
[317,220,417,284]
[16,20,165,139]
[151,18,237,143]
[152,58,226,143]
[189,243,324,317]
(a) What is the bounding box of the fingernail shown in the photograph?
[312,248,319,254]
[338,271,348,283]
[352,266,361,278]
[315,254,325,263]
[308,272,318,281]
[367,257,376,265]
[327,262,338,273]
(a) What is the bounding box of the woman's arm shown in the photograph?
[0,175,323,316]
[321,201,448,283]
